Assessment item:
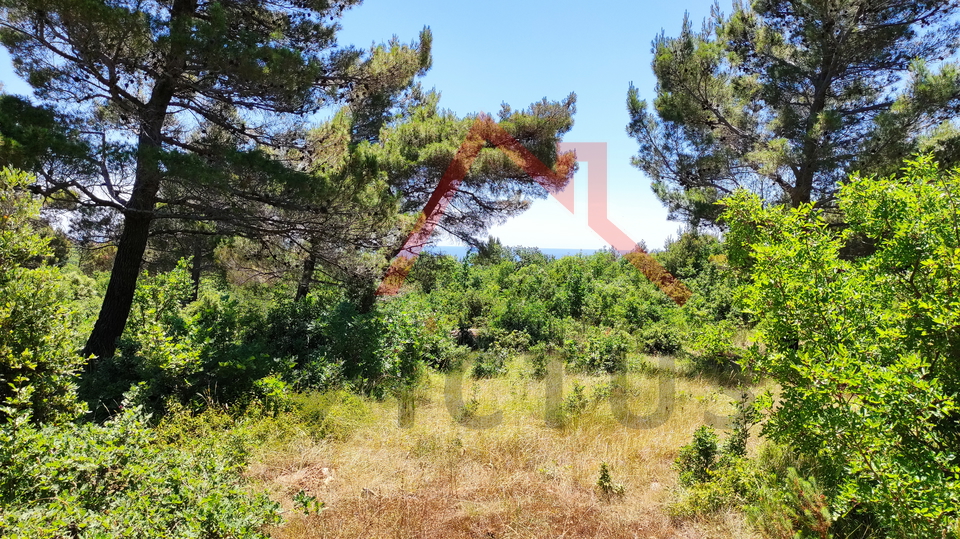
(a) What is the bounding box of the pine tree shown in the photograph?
[627,0,960,225]
[0,0,430,359]
[264,89,578,302]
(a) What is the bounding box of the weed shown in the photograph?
[293,489,325,515]
[597,462,625,499]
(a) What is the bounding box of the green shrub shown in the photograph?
[0,407,280,538]
[638,320,682,355]
[528,342,561,379]
[724,156,960,536]
[563,327,630,374]
[471,347,508,379]
[747,468,833,539]
[685,321,742,372]
[596,462,625,499]
[0,168,85,424]
[675,425,720,487]
[668,457,754,518]
[491,298,555,344]
[670,417,757,518]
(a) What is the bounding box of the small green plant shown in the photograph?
[528,342,558,379]
[471,346,508,378]
[670,421,755,518]
[454,383,482,423]
[596,462,625,499]
[747,468,832,539]
[293,489,325,515]
[675,425,719,486]
[562,381,589,416]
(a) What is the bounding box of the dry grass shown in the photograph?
[249,357,764,539]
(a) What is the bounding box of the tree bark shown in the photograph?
[81,0,196,361]
[190,238,203,302]
[295,249,317,301]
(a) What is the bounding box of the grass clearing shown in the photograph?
[251,356,767,538]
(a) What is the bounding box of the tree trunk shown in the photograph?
[82,203,156,360]
[190,238,203,302]
[295,249,317,301]
[82,133,166,360]
[81,0,195,361]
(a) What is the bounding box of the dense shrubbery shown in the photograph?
[0,406,280,538]
[672,157,960,538]
[405,237,743,377]
[0,168,85,423]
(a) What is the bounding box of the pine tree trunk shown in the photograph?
[81,0,195,360]
[190,238,203,302]
[295,250,317,301]
[82,132,166,360]
[82,204,156,360]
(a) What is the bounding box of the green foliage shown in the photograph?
[637,319,683,355]
[0,168,84,424]
[685,321,741,372]
[562,381,589,416]
[675,425,720,487]
[0,94,89,173]
[293,489,325,515]
[564,327,629,374]
[748,468,834,539]
[670,419,757,518]
[527,342,560,379]
[723,155,960,536]
[471,347,508,379]
[0,407,280,538]
[596,462,625,499]
[315,298,432,396]
[83,263,295,416]
[629,1,960,225]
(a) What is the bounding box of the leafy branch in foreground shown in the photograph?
[724,155,960,536]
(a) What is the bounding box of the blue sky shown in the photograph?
[0,0,717,250]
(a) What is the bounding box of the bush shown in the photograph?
[83,263,298,418]
[528,342,560,379]
[596,462,625,499]
[471,347,508,379]
[638,320,682,355]
[747,467,833,539]
[0,168,85,424]
[670,423,756,518]
[0,407,280,538]
[685,321,741,372]
[491,298,555,344]
[675,425,720,486]
[723,156,960,536]
[562,327,630,374]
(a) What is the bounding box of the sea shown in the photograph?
[426,245,600,260]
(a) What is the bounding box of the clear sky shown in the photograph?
[0,0,717,250]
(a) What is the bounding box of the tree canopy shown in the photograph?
[628,0,960,225]
[0,0,433,359]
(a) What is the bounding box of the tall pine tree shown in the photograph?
[0,0,430,359]
[628,0,960,225]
